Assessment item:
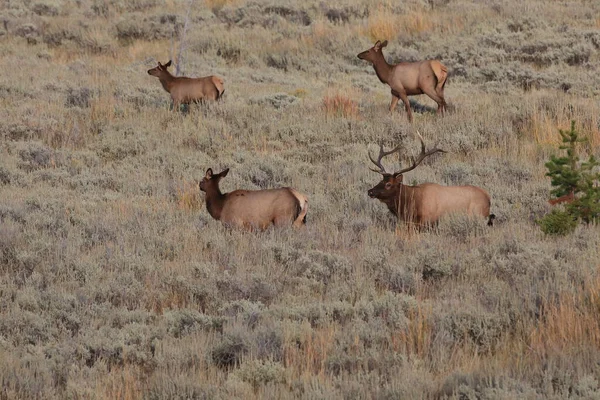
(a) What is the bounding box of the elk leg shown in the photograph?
[422,87,446,116]
[390,90,400,112]
[436,89,447,114]
[398,92,413,123]
[435,84,446,110]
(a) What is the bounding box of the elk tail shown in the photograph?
[212,76,225,99]
[440,67,448,91]
[487,214,496,227]
[432,61,448,93]
[288,188,308,227]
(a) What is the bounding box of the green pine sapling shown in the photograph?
[540,121,600,235]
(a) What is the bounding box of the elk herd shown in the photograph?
[147,40,495,232]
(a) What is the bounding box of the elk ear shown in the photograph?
[374,40,381,50]
[165,60,172,67]
[381,40,388,48]
[219,168,229,178]
[205,168,213,179]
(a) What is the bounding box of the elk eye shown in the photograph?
[384,182,392,189]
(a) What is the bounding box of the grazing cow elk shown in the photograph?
[357,40,448,122]
[367,132,495,227]
[199,168,308,230]
[147,60,224,110]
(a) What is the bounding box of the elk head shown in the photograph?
[199,167,229,192]
[367,132,445,204]
[357,40,388,62]
[147,60,172,76]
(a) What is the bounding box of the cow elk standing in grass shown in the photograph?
[367,132,495,228]
[147,60,224,110]
[199,168,308,230]
[358,40,448,122]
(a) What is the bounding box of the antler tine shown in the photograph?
[394,130,446,176]
[368,143,387,174]
[369,142,402,174]
[416,130,426,154]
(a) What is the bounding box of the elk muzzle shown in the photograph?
[199,179,207,192]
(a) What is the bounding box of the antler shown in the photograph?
[368,142,402,174]
[393,131,446,176]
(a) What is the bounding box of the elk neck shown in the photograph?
[371,53,394,84]
[385,183,415,219]
[204,183,226,220]
[158,70,176,93]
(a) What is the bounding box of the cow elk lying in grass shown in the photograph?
[199,168,308,230]
[367,132,495,228]
[147,60,224,110]
[358,40,448,122]
[548,191,575,206]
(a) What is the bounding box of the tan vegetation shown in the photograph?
[0,0,599,398]
[322,89,360,119]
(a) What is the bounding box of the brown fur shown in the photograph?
[199,168,308,230]
[368,177,493,227]
[368,134,494,228]
[357,40,448,122]
[548,191,575,206]
[147,60,224,110]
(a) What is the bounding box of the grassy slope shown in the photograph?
[1,0,600,398]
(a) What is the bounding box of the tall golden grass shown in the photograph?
[1,0,599,398]
[322,90,360,119]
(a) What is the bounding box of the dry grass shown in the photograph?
[363,3,497,41]
[283,323,337,379]
[322,90,359,119]
[1,0,600,398]
[392,304,433,359]
[205,0,242,13]
[523,95,600,147]
[365,7,402,42]
[175,179,202,210]
[530,271,600,356]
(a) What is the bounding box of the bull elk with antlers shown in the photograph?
[147,60,224,110]
[367,133,495,227]
[358,40,448,122]
[199,168,308,230]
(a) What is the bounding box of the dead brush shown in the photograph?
[529,271,600,356]
[204,0,239,13]
[97,365,143,400]
[391,304,433,360]
[175,179,201,211]
[364,6,434,41]
[90,92,118,132]
[524,99,600,147]
[322,91,359,119]
[365,6,399,42]
[283,322,337,379]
